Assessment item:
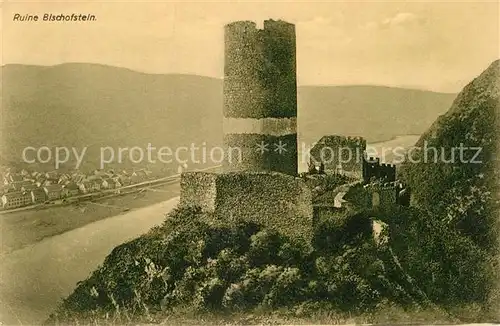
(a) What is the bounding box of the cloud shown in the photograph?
[362,21,379,30]
[384,12,420,26]
[296,15,352,48]
[362,12,426,30]
[297,16,338,30]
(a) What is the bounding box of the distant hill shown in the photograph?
[400,59,500,250]
[1,64,222,172]
[297,85,456,146]
[1,63,456,172]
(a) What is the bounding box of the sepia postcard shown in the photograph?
[1,1,499,325]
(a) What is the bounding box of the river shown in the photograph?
[0,197,179,325]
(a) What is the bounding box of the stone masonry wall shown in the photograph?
[364,183,398,209]
[223,20,297,119]
[214,172,313,240]
[222,133,298,176]
[180,171,314,241]
[310,136,366,179]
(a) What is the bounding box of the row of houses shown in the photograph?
[3,169,153,187]
[1,168,154,210]
[1,184,75,209]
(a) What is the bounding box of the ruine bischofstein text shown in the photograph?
[13,13,97,22]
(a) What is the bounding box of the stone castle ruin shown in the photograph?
[181,20,311,240]
[308,135,396,183]
[180,171,314,240]
[180,19,410,240]
[307,134,409,217]
[363,157,396,184]
[223,20,297,175]
[309,135,367,179]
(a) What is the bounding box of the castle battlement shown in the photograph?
[366,156,380,163]
[263,19,295,35]
[225,19,294,34]
[225,20,257,31]
[363,156,396,183]
[363,181,399,191]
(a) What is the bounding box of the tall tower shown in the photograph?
[223,19,298,176]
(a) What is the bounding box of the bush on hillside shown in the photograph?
[46,204,495,324]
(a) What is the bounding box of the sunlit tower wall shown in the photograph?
[222,20,298,176]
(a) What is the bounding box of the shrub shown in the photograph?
[47,203,496,324]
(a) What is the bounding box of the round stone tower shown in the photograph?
[222,19,298,176]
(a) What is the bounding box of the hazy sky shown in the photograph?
[2,0,499,92]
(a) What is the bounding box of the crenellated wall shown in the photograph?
[379,163,396,182]
[363,158,396,182]
[363,156,380,181]
[364,182,399,209]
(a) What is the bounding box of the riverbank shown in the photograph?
[367,134,421,163]
[0,182,180,255]
[0,197,180,325]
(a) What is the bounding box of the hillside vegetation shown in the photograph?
[400,60,500,251]
[46,204,495,325]
[400,60,500,314]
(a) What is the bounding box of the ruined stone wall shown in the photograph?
[363,159,396,182]
[180,171,314,241]
[223,20,296,119]
[364,183,398,209]
[379,163,396,182]
[224,21,263,118]
[223,133,297,175]
[310,136,366,179]
[213,172,313,240]
[363,157,380,181]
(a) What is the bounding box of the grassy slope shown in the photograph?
[45,203,497,325]
[47,303,488,325]
[399,60,500,312]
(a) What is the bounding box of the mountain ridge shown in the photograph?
[1,63,457,171]
[2,62,465,94]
